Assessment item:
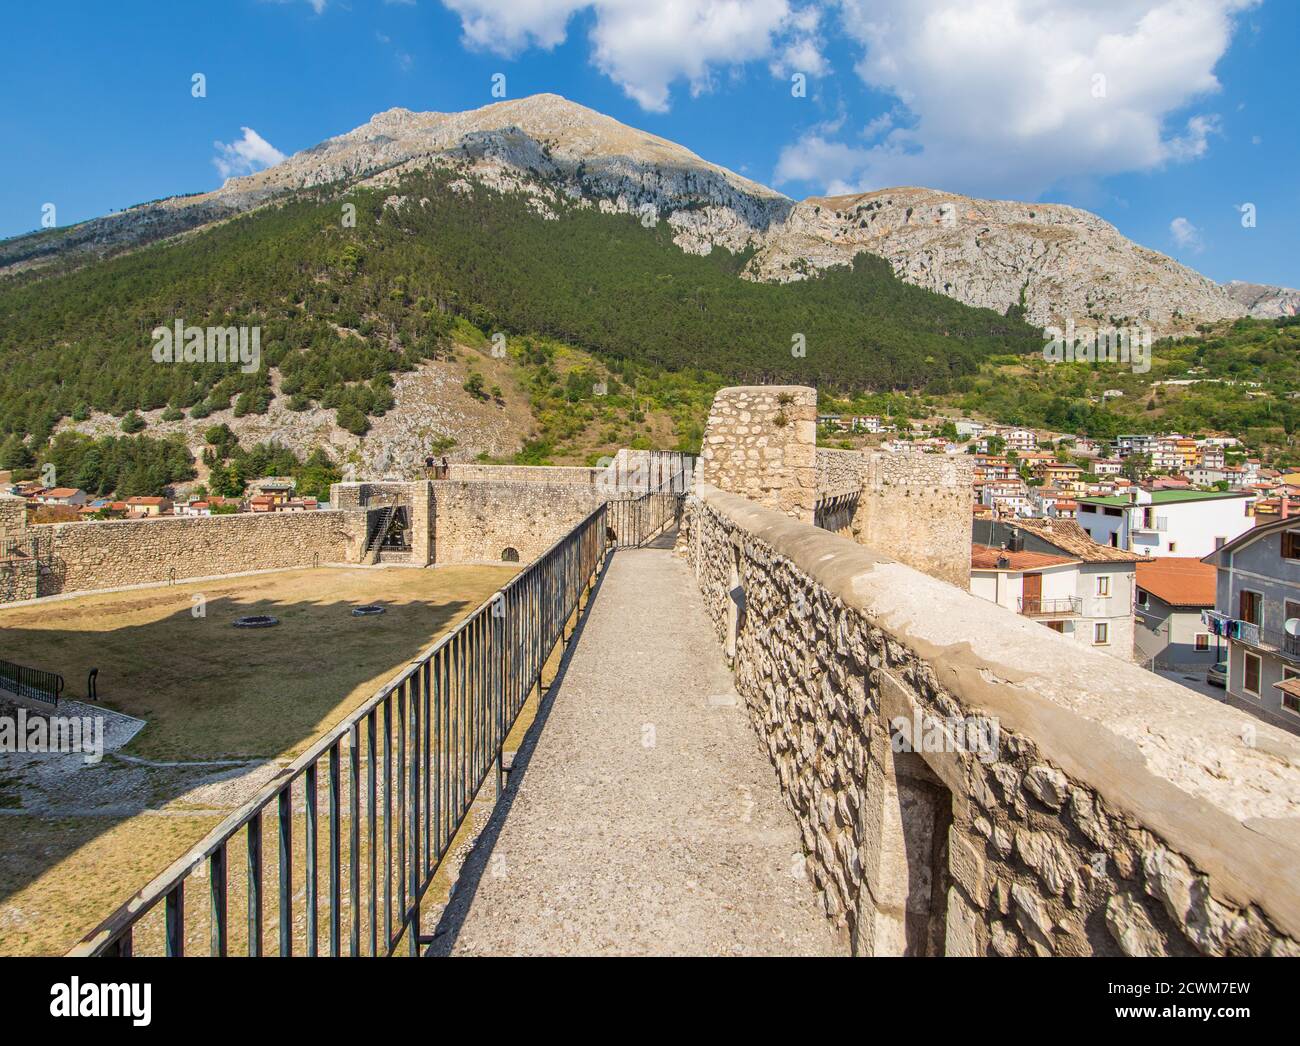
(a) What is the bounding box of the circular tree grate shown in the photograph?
[233,615,279,629]
[352,605,386,617]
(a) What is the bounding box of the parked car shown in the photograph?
[1207,661,1228,688]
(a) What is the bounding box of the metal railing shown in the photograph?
[1018,597,1083,618]
[71,504,609,957]
[606,469,689,549]
[0,657,64,705]
[1232,623,1300,661]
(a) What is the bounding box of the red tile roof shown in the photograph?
[971,543,1077,571]
[1136,558,1216,608]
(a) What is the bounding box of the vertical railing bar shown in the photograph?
[349,723,360,957]
[383,695,393,951]
[209,843,227,957]
[367,708,377,957]
[423,658,431,876]
[398,680,407,940]
[278,786,292,957]
[329,741,341,957]
[305,762,318,957]
[408,674,420,956]
[247,812,262,957]
[165,882,184,958]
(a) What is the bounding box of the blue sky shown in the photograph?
[2,0,1295,288]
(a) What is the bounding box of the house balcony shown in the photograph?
[1232,624,1300,663]
[1018,596,1083,618]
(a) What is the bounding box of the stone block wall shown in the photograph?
[430,481,603,564]
[698,386,817,523]
[444,464,605,487]
[816,448,868,498]
[0,494,27,543]
[35,511,359,596]
[331,481,434,566]
[678,483,1300,957]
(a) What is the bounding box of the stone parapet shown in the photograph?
[678,482,1300,956]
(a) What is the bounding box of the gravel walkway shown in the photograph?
[430,547,843,956]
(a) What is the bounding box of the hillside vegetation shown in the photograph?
[0,169,1041,451]
[945,316,1300,463]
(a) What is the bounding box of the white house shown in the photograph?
[971,518,1144,661]
[32,487,88,508]
[1076,488,1254,558]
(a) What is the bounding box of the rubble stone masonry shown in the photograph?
[678,483,1300,956]
[698,386,817,523]
[430,481,603,563]
[35,510,358,596]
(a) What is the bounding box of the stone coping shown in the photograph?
[693,482,1300,939]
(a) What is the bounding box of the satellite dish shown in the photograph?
[1286,618,1300,638]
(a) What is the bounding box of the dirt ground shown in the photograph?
[0,564,518,956]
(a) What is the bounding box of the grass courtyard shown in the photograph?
[0,565,519,761]
[0,563,521,955]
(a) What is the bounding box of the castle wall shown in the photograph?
[697,386,817,523]
[849,451,974,589]
[677,483,1300,957]
[34,510,360,597]
[430,481,604,564]
[444,464,605,487]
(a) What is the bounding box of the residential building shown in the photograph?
[1133,558,1219,670]
[32,487,88,507]
[971,517,1144,661]
[981,479,1031,518]
[124,496,172,517]
[1032,460,1081,485]
[1202,517,1300,735]
[1076,488,1254,557]
[1092,459,1123,476]
[999,428,1038,453]
[954,419,985,439]
[1116,434,1156,459]
[1198,444,1227,470]
[249,476,296,503]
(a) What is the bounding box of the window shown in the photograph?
[1194,634,1210,651]
[1283,670,1300,717]
[1239,589,1262,626]
[1095,576,1111,597]
[1136,590,1149,609]
[1093,622,1109,646]
[1243,653,1261,696]
[1284,531,1300,560]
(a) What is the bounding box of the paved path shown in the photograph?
[430,547,843,956]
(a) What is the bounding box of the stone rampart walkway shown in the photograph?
[430,547,842,956]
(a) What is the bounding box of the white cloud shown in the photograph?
[780,0,1256,199]
[1170,216,1203,251]
[213,127,288,180]
[439,0,823,111]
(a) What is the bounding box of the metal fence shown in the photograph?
[0,658,63,706]
[606,471,689,549]
[71,504,609,957]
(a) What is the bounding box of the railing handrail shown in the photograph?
[1018,596,1083,616]
[71,503,609,957]
[0,657,63,705]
